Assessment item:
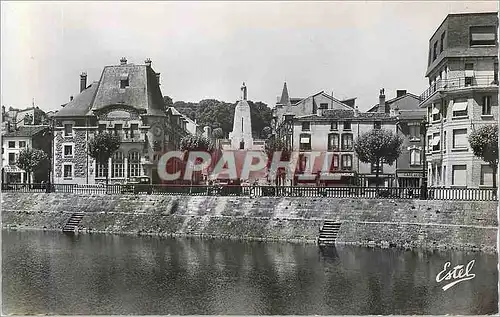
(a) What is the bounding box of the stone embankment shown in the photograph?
[2,193,497,253]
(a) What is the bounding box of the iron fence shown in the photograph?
[1,183,497,201]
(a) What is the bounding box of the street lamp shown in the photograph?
[420,119,428,200]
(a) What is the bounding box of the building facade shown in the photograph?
[52,57,190,185]
[419,12,499,188]
[368,90,427,188]
[273,83,426,187]
[2,126,51,183]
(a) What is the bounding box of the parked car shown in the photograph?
[121,177,152,194]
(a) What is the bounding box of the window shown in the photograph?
[319,103,328,110]
[464,63,474,86]
[427,135,432,152]
[452,165,467,186]
[98,124,106,133]
[120,78,129,89]
[130,124,139,138]
[470,26,496,46]
[114,124,123,137]
[343,121,351,130]
[433,41,438,60]
[432,133,440,151]
[432,104,441,121]
[452,129,468,149]
[329,154,339,172]
[495,62,498,83]
[410,148,421,166]
[409,125,420,140]
[8,153,15,165]
[111,151,124,178]
[374,121,382,129]
[327,133,339,151]
[63,164,73,179]
[18,141,26,148]
[8,141,15,148]
[452,99,468,117]
[299,133,311,151]
[64,145,73,157]
[330,122,338,131]
[341,133,353,151]
[301,122,310,131]
[482,96,492,115]
[371,161,384,174]
[64,124,73,137]
[480,165,494,186]
[239,141,245,150]
[128,151,141,177]
[440,31,446,53]
[96,161,108,178]
[341,154,352,170]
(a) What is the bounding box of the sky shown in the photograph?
[1,1,498,113]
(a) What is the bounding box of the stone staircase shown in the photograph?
[62,212,84,234]
[318,220,341,246]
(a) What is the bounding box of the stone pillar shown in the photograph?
[124,157,128,180]
[108,157,112,180]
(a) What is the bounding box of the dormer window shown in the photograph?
[120,74,129,89]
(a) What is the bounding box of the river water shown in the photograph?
[2,230,498,315]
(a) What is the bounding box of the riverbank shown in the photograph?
[2,193,497,253]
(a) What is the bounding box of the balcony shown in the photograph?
[419,75,498,104]
[121,134,145,143]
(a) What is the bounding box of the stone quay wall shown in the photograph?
[2,193,497,253]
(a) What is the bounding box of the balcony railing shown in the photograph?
[122,134,145,142]
[419,75,498,103]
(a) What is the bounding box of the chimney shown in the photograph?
[145,58,152,67]
[396,90,407,98]
[156,73,160,85]
[378,88,386,113]
[80,72,87,93]
[354,106,360,117]
[120,57,127,65]
[70,96,74,101]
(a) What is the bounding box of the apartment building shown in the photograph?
[273,84,423,187]
[2,126,51,183]
[419,12,499,188]
[52,57,190,185]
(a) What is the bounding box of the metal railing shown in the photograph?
[419,75,498,103]
[1,183,497,201]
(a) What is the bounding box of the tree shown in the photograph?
[212,127,224,139]
[469,124,498,188]
[261,126,272,139]
[354,129,403,189]
[87,132,121,185]
[180,134,215,185]
[16,147,48,185]
[180,134,215,152]
[264,136,291,185]
[163,96,173,111]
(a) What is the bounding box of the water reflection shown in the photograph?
[2,230,498,315]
